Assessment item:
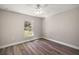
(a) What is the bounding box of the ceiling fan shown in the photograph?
[34,4,48,14]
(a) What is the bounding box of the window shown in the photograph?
[24,21,33,38]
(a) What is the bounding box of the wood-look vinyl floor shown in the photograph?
[0,38,79,55]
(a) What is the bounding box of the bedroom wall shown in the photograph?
[43,7,79,48]
[0,9,43,47]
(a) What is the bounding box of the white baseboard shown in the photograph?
[0,37,38,49]
[1,36,79,50]
[44,37,79,50]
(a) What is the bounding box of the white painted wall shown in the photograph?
[43,7,79,48]
[0,7,79,49]
[24,15,43,38]
[0,9,43,47]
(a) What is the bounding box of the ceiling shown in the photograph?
[0,4,79,17]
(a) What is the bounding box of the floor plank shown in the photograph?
[0,38,79,55]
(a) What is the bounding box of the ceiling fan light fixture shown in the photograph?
[36,10,42,14]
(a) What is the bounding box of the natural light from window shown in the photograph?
[24,21,33,38]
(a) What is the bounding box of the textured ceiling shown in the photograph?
[0,4,79,17]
